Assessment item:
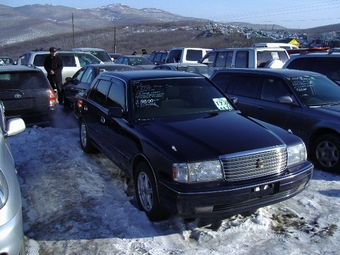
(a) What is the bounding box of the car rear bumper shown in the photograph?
[0,206,25,255]
[159,162,313,219]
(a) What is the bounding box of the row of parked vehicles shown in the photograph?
[1,43,339,253]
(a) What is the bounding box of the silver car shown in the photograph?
[0,101,26,255]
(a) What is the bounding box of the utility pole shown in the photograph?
[72,13,75,48]
[114,27,117,53]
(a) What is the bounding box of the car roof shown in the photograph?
[0,65,41,72]
[288,52,340,58]
[212,68,325,78]
[209,47,288,52]
[72,47,107,51]
[99,70,203,80]
[159,63,208,67]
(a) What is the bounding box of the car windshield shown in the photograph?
[129,56,154,65]
[133,77,235,120]
[288,75,340,106]
[89,51,111,62]
[0,71,47,89]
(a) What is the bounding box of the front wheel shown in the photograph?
[312,133,340,172]
[134,162,169,221]
[79,119,97,153]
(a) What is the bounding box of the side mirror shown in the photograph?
[108,107,124,118]
[278,96,294,105]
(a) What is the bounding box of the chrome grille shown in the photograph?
[220,146,287,182]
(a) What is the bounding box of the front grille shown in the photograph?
[220,146,287,182]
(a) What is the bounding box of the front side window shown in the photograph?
[107,80,125,109]
[230,76,259,98]
[89,80,111,106]
[260,78,291,102]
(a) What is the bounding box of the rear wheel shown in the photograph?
[79,119,97,153]
[312,133,340,172]
[134,162,169,221]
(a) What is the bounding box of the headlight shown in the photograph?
[287,143,307,166]
[0,170,9,209]
[173,160,223,183]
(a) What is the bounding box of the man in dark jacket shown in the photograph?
[44,47,63,102]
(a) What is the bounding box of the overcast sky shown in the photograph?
[2,0,340,29]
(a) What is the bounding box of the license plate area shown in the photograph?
[250,182,278,198]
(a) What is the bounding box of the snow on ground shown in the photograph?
[8,107,340,254]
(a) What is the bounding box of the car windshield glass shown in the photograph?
[0,71,47,89]
[288,75,340,106]
[90,51,111,62]
[133,77,234,120]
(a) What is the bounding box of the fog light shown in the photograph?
[195,206,213,213]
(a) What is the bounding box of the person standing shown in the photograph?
[44,47,63,102]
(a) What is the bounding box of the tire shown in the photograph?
[134,162,169,221]
[312,133,340,172]
[79,119,97,153]
[62,93,69,109]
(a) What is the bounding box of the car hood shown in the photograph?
[140,111,294,161]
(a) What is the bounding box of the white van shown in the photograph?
[165,47,213,64]
[199,47,290,69]
[252,43,299,50]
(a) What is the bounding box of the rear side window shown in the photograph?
[235,51,249,68]
[33,54,49,66]
[0,71,49,89]
[310,58,340,80]
[185,50,203,61]
[215,51,233,68]
[285,58,312,70]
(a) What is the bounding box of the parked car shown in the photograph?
[210,68,340,172]
[72,47,112,63]
[17,50,103,82]
[0,101,26,255]
[61,63,141,108]
[252,42,299,49]
[153,63,214,78]
[283,52,340,84]
[0,65,57,126]
[165,47,213,64]
[199,47,290,69]
[0,56,15,65]
[148,50,168,65]
[114,54,156,69]
[108,53,122,62]
[75,70,313,221]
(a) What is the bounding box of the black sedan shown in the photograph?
[75,70,313,221]
[210,68,340,172]
[61,64,139,108]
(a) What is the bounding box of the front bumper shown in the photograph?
[0,205,25,255]
[159,162,313,219]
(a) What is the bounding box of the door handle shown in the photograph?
[100,116,105,124]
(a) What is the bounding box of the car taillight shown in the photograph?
[48,88,57,108]
[77,99,83,109]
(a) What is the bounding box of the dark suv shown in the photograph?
[0,65,56,126]
[75,70,312,221]
[148,50,168,65]
[210,68,340,172]
[283,52,340,84]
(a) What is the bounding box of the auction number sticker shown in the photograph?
[213,98,233,110]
